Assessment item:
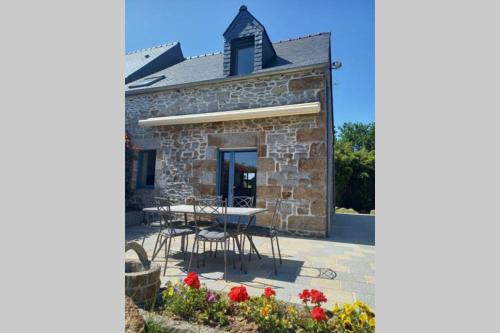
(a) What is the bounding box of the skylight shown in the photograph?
[128,75,165,88]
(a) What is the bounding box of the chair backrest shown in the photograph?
[269,199,283,230]
[155,197,177,232]
[233,196,255,208]
[193,197,228,231]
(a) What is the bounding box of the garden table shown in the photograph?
[142,204,268,271]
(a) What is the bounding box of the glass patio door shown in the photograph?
[219,150,257,207]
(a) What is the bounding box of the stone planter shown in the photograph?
[125,242,161,308]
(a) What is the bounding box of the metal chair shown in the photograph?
[215,196,255,267]
[154,197,197,275]
[141,197,184,247]
[187,195,223,256]
[188,198,241,281]
[243,199,283,274]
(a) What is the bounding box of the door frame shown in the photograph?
[216,148,257,207]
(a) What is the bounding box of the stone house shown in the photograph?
[125,6,334,237]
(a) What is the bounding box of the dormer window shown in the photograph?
[230,37,254,75]
[223,6,276,77]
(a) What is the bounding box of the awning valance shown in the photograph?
[138,101,320,127]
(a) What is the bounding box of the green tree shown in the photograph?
[337,122,375,151]
[335,122,375,212]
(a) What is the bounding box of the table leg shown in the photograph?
[247,234,262,259]
[233,235,247,274]
[180,212,188,252]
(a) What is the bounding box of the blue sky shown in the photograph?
[126,0,374,126]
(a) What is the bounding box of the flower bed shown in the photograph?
[144,272,375,333]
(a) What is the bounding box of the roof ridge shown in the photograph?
[126,41,178,55]
[273,32,330,45]
[182,33,329,60]
[185,51,223,60]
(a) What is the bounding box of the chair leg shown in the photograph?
[275,235,282,264]
[241,234,246,261]
[270,237,277,275]
[188,236,197,272]
[196,239,200,268]
[163,237,172,276]
[240,234,245,262]
[248,235,252,262]
[151,233,161,261]
[202,241,206,267]
[232,237,236,269]
[222,240,227,282]
[184,235,189,261]
[210,242,213,257]
[214,243,218,257]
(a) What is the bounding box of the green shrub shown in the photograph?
[335,207,359,214]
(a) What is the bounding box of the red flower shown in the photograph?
[310,306,327,321]
[310,289,327,304]
[299,289,311,301]
[183,272,200,289]
[263,287,276,299]
[228,285,250,302]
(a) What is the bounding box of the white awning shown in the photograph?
[138,101,320,127]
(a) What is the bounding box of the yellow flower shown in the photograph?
[167,286,174,296]
[369,317,375,328]
[344,304,354,315]
[287,306,296,314]
[353,300,364,309]
[261,306,270,317]
[359,312,368,324]
[343,316,353,331]
[332,303,340,312]
[340,313,346,321]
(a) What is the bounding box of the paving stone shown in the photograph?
[365,275,375,284]
[310,278,342,290]
[339,280,374,294]
[126,226,375,310]
[353,292,375,309]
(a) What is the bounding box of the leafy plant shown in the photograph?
[156,272,375,332]
[144,313,166,333]
[162,273,231,327]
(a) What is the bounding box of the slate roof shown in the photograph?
[126,32,330,93]
[125,43,178,79]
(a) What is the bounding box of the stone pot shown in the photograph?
[125,242,161,308]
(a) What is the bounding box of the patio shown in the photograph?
[125,220,375,310]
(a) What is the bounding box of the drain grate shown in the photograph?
[317,268,337,280]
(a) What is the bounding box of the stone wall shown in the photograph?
[125,68,331,236]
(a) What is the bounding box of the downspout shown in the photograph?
[326,35,335,238]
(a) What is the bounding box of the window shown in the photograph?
[128,75,165,89]
[137,150,156,188]
[230,37,254,75]
[243,172,256,189]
